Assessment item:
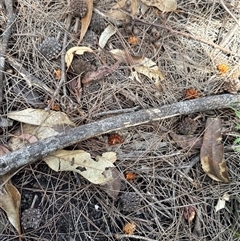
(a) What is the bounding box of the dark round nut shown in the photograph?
[69,0,88,18]
[38,37,62,60]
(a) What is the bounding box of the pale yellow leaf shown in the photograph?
[110,49,164,89]
[99,25,117,48]
[65,46,94,68]
[215,193,230,212]
[140,0,177,12]
[8,108,75,127]
[106,0,138,21]
[0,175,21,234]
[134,57,164,89]
[78,0,93,45]
[44,150,117,184]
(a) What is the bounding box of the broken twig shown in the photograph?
[0,0,15,103]
[0,93,239,175]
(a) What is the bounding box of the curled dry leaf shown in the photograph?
[44,150,117,184]
[215,193,230,212]
[106,0,138,21]
[8,108,75,127]
[78,0,93,45]
[65,46,94,68]
[99,25,117,49]
[140,0,177,12]
[0,174,21,235]
[82,61,120,85]
[8,109,75,151]
[122,221,136,234]
[200,118,230,183]
[110,49,164,90]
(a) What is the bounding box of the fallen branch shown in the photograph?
[0,0,15,103]
[0,93,239,175]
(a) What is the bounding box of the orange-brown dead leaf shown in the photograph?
[200,118,230,183]
[185,89,199,99]
[78,0,93,45]
[125,172,137,181]
[122,221,136,234]
[82,61,120,85]
[0,175,21,235]
[108,133,124,145]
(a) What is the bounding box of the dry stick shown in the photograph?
[114,234,157,241]
[0,93,240,176]
[7,56,55,96]
[47,15,71,110]
[0,0,15,103]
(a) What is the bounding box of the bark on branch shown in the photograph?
[0,93,239,175]
[0,0,15,103]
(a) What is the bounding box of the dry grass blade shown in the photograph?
[78,0,93,45]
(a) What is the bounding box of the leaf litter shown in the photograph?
[1,0,240,240]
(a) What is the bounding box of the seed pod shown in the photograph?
[69,0,88,18]
[224,78,240,94]
[21,208,42,230]
[151,27,161,40]
[38,37,62,60]
[90,12,105,34]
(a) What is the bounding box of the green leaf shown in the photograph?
[234,137,240,145]
[231,107,240,119]
[234,146,240,152]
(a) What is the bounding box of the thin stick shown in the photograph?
[47,16,71,110]
[0,0,15,103]
[114,234,157,241]
[96,8,239,57]
[0,93,239,175]
[7,56,55,96]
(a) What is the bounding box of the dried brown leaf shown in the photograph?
[200,118,230,183]
[82,61,120,85]
[65,46,94,68]
[0,175,21,235]
[140,0,177,12]
[99,25,117,49]
[78,0,93,45]
[106,0,138,21]
[110,49,164,89]
[44,150,117,184]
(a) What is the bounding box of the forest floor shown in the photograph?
[0,0,240,240]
